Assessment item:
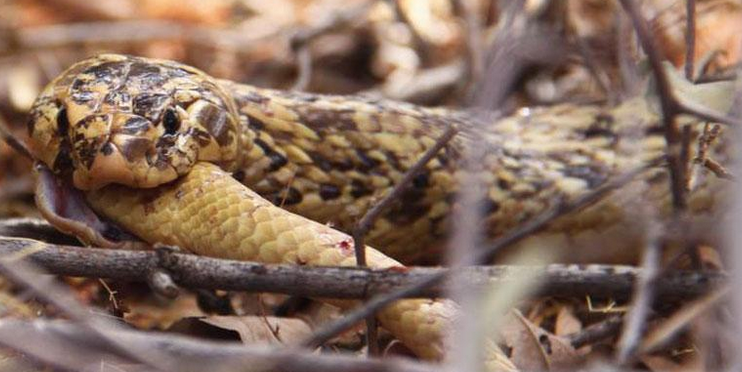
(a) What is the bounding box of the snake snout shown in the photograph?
[27,54,244,190]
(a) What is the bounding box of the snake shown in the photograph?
[24,54,733,370]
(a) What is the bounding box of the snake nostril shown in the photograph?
[57,108,69,137]
[163,108,180,135]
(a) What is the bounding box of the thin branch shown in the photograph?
[684,0,696,80]
[619,0,742,210]
[351,126,457,355]
[0,235,723,302]
[619,0,687,211]
[568,315,624,349]
[352,126,458,266]
[616,238,661,365]
[0,319,437,372]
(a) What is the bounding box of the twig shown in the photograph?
[352,126,458,266]
[351,126,457,355]
[302,156,667,348]
[616,238,661,365]
[0,218,78,245]
[291,46,312,91]
[619,0,687,211]
[0,235,721,303]
[685,0,696,81]
[619,0,742,209]
[568,315,624,349]
[0,319,437,372]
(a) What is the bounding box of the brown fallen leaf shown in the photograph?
[501,309,583,371]
[201,315,312,346]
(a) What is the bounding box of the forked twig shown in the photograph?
[302,157,665,349]
[351,125,457,355]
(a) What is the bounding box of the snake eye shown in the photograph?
[163,108,180,135]
[57,108,69,137]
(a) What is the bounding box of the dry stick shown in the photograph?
[352,126,457,355]
[352,126,458,266]
[568,315,625,349]
[685,0,697,81]
[0,319,438,372]
[0,236,723,301]
[616,238,661,365]
[301,156,666,349]
[619,0,688,211]
[617,0,694,364]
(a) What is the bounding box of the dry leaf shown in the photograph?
[501,310,583,371]
[201,315,312,346]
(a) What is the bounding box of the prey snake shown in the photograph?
[25,54,733,370]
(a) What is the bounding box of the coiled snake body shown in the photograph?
[26,54,730,370]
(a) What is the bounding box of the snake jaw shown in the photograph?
[27,54,244,190]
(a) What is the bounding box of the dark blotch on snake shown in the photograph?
[319,184,341,200]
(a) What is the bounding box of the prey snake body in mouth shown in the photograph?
[25,54,732,369]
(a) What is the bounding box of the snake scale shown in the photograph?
[24,54,732,370]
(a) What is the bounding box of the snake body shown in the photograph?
[25,54,731,368]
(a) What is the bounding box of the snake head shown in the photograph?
[27,54,244,190]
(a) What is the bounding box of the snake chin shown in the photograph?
[27,54,245,190]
